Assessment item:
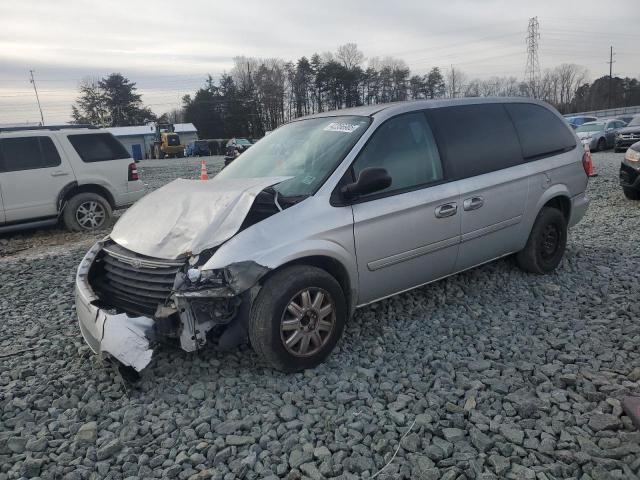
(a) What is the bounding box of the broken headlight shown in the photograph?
[186,268,227,287]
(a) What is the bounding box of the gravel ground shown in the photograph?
[1,151,639,480]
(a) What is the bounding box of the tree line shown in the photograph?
[71,44,640,135]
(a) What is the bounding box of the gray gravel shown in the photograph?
[1,151,639,479]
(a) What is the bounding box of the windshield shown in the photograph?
[167,134,180,146]
[195,140,208,146]
[628,116,640,127]
[236,138,252,145]
[576,123,604,133]
[216,115,371,197]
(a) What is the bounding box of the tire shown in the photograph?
[62,193,112,232]
[177,151,184,158]
[623,187,640,200]
[597,138,606,152]
[249,265,347,372]
[516,207,567,274]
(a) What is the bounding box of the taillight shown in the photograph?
[582,148,594,177]
[128,162,139,181]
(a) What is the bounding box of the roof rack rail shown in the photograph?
[0,124,98,133]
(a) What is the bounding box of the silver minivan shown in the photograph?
[76,98,590,373]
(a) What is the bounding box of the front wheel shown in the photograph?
[516,207,567,274]
[249,265,347,372]
[623,187,640,200]
[597,138,606,152]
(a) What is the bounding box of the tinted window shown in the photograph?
[167,134,180,146]
[430,104,522,179]
[505,103,576,160]
[68,133,130,162]
[353,112,443,196]
[0,136,61,172]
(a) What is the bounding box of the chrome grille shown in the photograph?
[90,242,183,316]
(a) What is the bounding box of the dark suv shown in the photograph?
[620,141,640,200]
[614,115,640,152]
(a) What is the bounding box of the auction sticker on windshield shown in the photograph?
[324,122,361,133]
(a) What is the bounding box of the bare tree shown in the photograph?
[446,66,467,98]
[336,43,365,70]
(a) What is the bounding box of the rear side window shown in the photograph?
[430,104,522,179]
[0,136,61,172]
[505,104,576,160]
[68,133,130,162]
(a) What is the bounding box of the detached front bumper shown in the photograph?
[76,241,156,372]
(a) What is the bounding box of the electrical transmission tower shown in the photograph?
[524,17,541,99]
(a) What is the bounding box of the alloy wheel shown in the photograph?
[280,287,336,357]
[75,201,106,229]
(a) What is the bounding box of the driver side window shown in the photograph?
[352,112,443,197]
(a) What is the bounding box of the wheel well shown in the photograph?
[544,195,571,222]
[60,184,116,211]
[263,256,352,309]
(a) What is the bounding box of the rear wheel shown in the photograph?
[516,207,567,274]
[249,265,347,372]
[623,187,640,200]
[63,193,112,232]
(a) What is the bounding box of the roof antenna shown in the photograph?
[29,69,45,126]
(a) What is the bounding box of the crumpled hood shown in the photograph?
[110,176,290,259]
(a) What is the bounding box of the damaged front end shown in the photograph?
[76,239,269,372]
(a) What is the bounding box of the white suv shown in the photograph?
[0,126,145,232]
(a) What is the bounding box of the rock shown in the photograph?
[8,437,27,453]
[22,457,42,478]
[412,455,437,479]
[589,414,620,432]
[499,425,524,445]
[470,428,494,452]
[225,435,254,446]
[314,445,331,460]
[279,404,298,421]
[25,437,48,452]
[401,432,421,452]
[76,422,98,444]
[488,454,510,476]
[96,439,122,460]
[468,360,492,372]
[214,420,245,435]
[442,428,465,443]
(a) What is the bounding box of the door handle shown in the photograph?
[435,202,457,218]
[463,196,484,211]
[50,171,69,177]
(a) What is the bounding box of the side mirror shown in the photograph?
[341,167,392,199]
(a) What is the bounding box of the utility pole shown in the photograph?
[450,65,456,98]
[29,70,45,125]
[524,17,541,99]
[608,46,615,109]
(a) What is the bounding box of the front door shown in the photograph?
[349,112,460,305]
[0,134,74,222]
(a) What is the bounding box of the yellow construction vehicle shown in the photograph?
[150,123,184,159]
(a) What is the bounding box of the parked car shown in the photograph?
[184,140,210,157]
[76,98,589,374]
[226,137,253,152]
[566,115,598,129]
[0,126,145,233]
[614,115,640,152]
[575,119,626,151]
[616,115,635,126]
[619,141,640,200]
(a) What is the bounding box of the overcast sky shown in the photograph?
[1,0,638,124]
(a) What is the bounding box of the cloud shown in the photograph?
[1,0,638,123]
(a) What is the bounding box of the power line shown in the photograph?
[29,70,45,125]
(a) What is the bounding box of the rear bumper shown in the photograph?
[116,184,146,208]
[569,192,590,228]
[75,241,155,371]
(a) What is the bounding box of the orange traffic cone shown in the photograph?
[583,143,597,177]
[199,159,209,180]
